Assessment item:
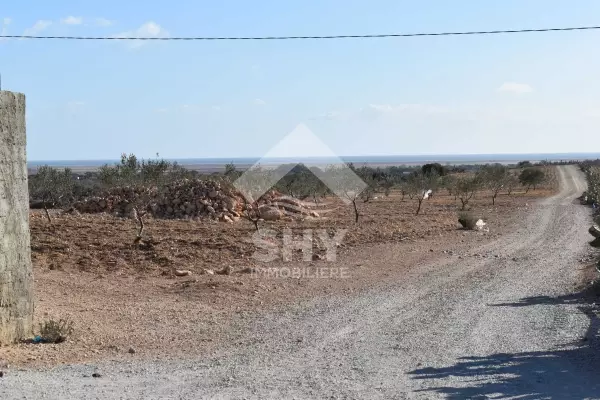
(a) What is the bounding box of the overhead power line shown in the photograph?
[1,25,600,41]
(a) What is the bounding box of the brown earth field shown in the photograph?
[0,179,560,368]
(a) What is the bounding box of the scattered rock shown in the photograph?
[217,266,233,275]
[475,219,487,230]
[202,269,215,275]
[128,347,136,354]
[223,196,238,211]
[103,186,320,223]
[92,372,102,378]
[258,205,282,221]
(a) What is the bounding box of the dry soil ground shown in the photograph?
[0,176,558,369]
[0,165,596,399]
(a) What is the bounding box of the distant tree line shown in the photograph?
[29,155,558,224]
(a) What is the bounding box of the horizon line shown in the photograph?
[28,152,600,163]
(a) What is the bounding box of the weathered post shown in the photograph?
[0,91,34,343]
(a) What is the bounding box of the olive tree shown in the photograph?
[406,171,439,215]
[29,166,74,224]
[480,164,509,205]
[99,153,174,243]
[519,168,546,193]
[232,165,275,231]
[505,172,520,196]
[324,163,368,223]
[456,175,480,210]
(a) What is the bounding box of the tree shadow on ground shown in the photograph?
[408,283,600,399]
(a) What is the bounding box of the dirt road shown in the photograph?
[2,165,599,399]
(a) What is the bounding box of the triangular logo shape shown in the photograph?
[233,124,367,204]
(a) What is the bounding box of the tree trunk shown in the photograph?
[352,199,360,223]
[0,91,34,344]
[415,199,423,215]
[43,204,52,224]
[135,211,145,239]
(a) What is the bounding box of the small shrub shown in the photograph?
[38,318,74,343]
[458,211,481,230]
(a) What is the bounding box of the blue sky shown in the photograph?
[1,0,600,160]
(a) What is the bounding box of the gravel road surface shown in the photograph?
[2,165,599,399]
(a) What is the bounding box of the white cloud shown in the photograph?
[3,18,11,26]
[154,108,169,113]
[113,21,169,48]
[136,21,166,37]
[497,82,534,94]
[253,98,266,106]
[61,16,83,25]
[211,105,222,111]
[94,18,113,27]
[23,20,52,36]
